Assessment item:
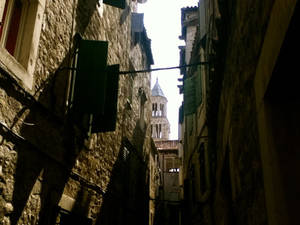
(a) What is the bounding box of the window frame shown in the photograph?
[0,0,7,29]
[0,0,46,90]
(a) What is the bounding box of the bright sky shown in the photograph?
[138,0,198,140]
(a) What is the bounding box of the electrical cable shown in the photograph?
[119,62,210,74]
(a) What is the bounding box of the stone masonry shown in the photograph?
[179,1,299,225]
[0,0,155,224]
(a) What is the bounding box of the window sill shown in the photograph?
[0,47,33,90]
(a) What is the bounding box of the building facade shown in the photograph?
[154,140,180,225]
[178,5,211,225]
[0,0,156,224]
[148,139,160,225]
[179,1,299,225]
[150,80,180,225]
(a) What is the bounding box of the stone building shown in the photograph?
[179,1,300,225]
[154,140,180,225]
[150,81,180,225]
[0,0,156,224]
[178,5,211,225]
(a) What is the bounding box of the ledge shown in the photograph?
[0,48,33,91]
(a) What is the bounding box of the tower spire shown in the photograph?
[152,78,165,97]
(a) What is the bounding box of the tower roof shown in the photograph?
[151,78,165,97]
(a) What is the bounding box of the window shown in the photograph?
[131,13,144,46]
[154,124,162,138]
[0,0,22,55]
[160,104,164,116]
[152,103,154,116]
[166,157,180,173]
[168,168,179,173]
[155,124,159,138]
[158,124,162,138]
[152,103,157,116]
[153,123,162,138]
[152,123,162,138]
[165,158,173,171]
[0,0,45,89]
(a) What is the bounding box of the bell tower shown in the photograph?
[150,78,170,140]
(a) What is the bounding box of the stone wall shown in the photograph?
[148,139,159,225]
[212,1,275,225]
[178,1,296,225]
[179,6,211,224]
[0,0,154,224]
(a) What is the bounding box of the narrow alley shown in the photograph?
[0,0,299,225]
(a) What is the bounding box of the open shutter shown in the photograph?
[92,65,120,133]
[184,76,196,115]
[69,39,108,134]
[71,39,108,115]
[103,0,126,9]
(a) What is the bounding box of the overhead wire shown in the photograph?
[119,62,210,74]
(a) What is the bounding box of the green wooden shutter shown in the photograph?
[195,67,203,107]
[103,0,126,9]
[92,65,120,133]
[184,76,196,115]
[71,40,108,115]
